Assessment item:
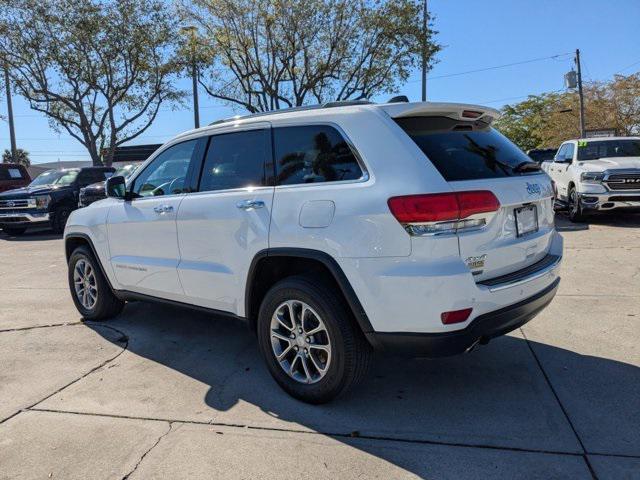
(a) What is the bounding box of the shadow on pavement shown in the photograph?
[555,211,640,232]
[0,228,61,241]
[86,300,640,473]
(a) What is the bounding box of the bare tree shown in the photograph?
[183,0,440,113]
[0,0,184,165]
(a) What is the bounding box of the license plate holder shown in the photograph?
[515,204,538,237]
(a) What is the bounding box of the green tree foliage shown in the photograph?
[495,73,640,150]
[0,0,184,165]
[2,148,30,167]
[183,0,440,112]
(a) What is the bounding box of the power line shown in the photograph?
[615,59,640,75]
[472,88,565,106]
[407,52,573,83]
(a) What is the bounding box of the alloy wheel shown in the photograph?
[270,299,332,384]
[73,259,98,310]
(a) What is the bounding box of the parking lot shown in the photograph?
[0,214,638,480]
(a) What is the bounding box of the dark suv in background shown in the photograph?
[0,164,31,193]
[0,166,114,236]
[78,163,140,207]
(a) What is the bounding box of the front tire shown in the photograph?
[68,246,124,321]
[257,275,371,404]
[568,186,586,222]
[52,205,73,234]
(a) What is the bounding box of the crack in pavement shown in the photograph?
[0,321,83,333]
[121,421,174,480]
[26,406,640,461]
[0,323,129,425]
[520,328,599,480]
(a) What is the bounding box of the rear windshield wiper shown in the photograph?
[513,161,541,173]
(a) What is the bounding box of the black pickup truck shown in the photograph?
[0,166,114,236]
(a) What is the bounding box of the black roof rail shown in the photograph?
[208,99,373,126]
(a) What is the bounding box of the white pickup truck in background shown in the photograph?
[542,136,640,221]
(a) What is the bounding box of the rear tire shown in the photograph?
[568,186,586,223]
[52,206,73,234]
[257,274,372,404]
[2,227,27,236]
[68,245,124,321]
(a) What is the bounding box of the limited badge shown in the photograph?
[465,254,487,270]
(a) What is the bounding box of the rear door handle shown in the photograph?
[236,200,265,210]
[153,205,174,214]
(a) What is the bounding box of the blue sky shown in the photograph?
[2,0,640,165]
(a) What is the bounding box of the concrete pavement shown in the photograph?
[0,215,638,479]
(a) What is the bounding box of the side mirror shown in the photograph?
[106,176,127,199]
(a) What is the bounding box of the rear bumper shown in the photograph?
[368,277,559,357]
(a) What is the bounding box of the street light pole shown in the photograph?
[191,53,200,129]
[575,49,586,138]
[181,26,200,129]
[421,0,428,101]
[3,60,17,162]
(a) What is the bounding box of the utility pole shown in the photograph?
[421,0,428,101]
[575,49,586,138]
[181,26,200,129]
[3,60,17,163]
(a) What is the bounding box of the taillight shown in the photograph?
[387,194,459,223]
[456,191,501,218]
[388,191,500,236]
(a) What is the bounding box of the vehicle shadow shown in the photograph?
[86,300,640,475]
[555,211,640,232]
[0,228,60,241]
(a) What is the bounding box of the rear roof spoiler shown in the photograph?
[379,101,501,124]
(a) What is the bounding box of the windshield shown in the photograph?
[114,164,139,178]
[29,169,79,187]
[395,116,538,181]
[577,140,640,160]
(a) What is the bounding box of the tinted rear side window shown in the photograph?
[395,117,537,181]
[273,125,363,185]
[199,129,269,192]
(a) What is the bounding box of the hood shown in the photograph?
[81,181,106,193]
[578,157,640,171]
[0,184,73,199]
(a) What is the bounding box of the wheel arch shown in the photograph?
[245,248,374,338]
[65,233,115,292]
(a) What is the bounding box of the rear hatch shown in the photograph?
[392,109,555,281]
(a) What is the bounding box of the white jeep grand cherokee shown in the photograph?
[542,136,640,222]
[64,100,563,403]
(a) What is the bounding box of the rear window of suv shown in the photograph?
[394,116,538,181]
[0,166,26,180]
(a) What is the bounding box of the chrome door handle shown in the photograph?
[153,205,174,214]
[236,199,265,210]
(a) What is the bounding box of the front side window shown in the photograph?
[555,144,568,161]
[577,139,640,160]
[132,140,197,197]
[564,143,575,161]
[273,125,363,185]
[199,129,269,192]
